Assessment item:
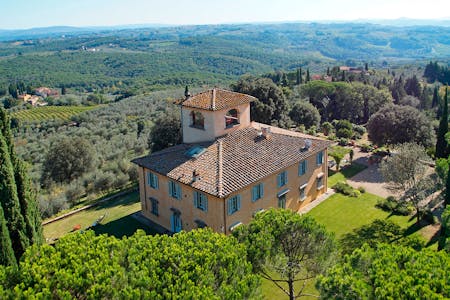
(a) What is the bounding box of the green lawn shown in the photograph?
[43,191,156,241]
[328,162,367,187]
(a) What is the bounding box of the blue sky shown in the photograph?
[1,0,449,29]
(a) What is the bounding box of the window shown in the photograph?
[317,174,324,190]
[190,111,205,129]
[299,184,307,201]
[316,151,324,166]
[150,197,159,216]
[277,171,288,188]
[298,160,307,176]
[227,195,241,215]
[168,181,182,200]
[252,183,264,202]
[193,191,208,211]
[225,109,239,128]
[147,172,159,189]
[278,194,286,209]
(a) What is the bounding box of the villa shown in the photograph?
[132,88,330,234]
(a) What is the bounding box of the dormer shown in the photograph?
[180,88,256,143]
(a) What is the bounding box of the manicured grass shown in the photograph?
[328,162,367,187]
[12,105,99,122]
[261,275,317,300]
[43,191,156,241]
[308,192,414,238]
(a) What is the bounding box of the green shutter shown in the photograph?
[284,171,288,184]
[168,181,173,196]
[260,183,264,198]
[227,198,232,215]
[204,195,208,211]
[176,184,181,200]
[277,174,281,187]
[237,195,241,211]
[154,174,159,189]
[251,186,256,202]
[193,191,198,208]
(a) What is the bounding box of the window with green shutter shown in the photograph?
[277,171,288,188]
[251,183,264,202]
[228,195,241,215]
[147,171,159,189]
[193,191,208,211]
[168,180,181,200]
[298,160,307,176]
[316,151,324,166]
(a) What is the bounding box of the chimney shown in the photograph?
[192,169,200,182]
[261,127,271,139]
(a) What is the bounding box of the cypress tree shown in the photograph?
[306,69,310,82]
[0,108,42,264]
[0,204,15,267]
[299,67,303,84]
[436,87,449,158]
[432,86,440,108]
[446,166,450,206]
[0,130,28,262]
[296,69,300,85]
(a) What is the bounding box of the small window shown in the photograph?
[225,109,239,128]
[191,111,205,129]
[147,172,159,189]
[168,181,182,200]
[298,160,307,176]
[299,184,307,201]
[317,176,324,190]
[277,171,288,188]
[316,151,324,166]
[278,194,286,209]
[228,195,241,215]
[150,197,159,216]
[193,191,208,211]
[252,183,264,202]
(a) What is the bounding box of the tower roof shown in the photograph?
[181,88,257,111]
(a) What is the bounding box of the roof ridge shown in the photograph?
[217,139,223,197]
[211,88,216,110]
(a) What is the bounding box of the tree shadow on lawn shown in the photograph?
[92,214,157,238]
[91,192,140,212]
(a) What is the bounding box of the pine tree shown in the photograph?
[0,205,15,267]
[436,87,449,158]
[306,68,310,82]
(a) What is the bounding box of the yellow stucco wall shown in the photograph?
[138,149,328,235]
[139,167,225,233]
[182,103,251,143]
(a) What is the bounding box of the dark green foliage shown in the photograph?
[367,104,435,147]
[299,81,392,124]
[424,61,450,84]
[233,208,336,299]
[0,229,260,299]
[136,120,145,138]
[0,205,15,267]
[438,206,450,251]
[436,87,449,158]
[317,244,450,299]
[335,120,353,139]
[306,68,310,82]
[340,219,424,255]
[404,75,421,97]
[42,137,95,185]
[321,121,333,136]
[289,101,320,128]
[148,113,182,152]
[432,85,440,108]
[376,196,411,216]
[332,182,360,197]
[232,76,289,126]
[328,146,349,171]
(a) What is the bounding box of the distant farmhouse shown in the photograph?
[133,89,330,234]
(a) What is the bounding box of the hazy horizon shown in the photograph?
[1,0,449,30]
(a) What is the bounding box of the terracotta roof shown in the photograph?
[132,122,331,198]
[181,88,257,111]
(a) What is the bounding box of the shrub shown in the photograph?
[65,184,86,205]
[376,196,411,216]
[357,186,366,193]
[332,182,359,197]
[353,124,366,136]
[338,138,349,146]
[337,128,353,139]
[360,143,373,152]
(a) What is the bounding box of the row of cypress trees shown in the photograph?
[0,108,42,266]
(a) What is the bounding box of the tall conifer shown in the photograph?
[436,87,449,158]
[0,205,15,267]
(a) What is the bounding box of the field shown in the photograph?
[12,105,100,122]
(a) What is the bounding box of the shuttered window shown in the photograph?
[227,195,241,215]
[251,183,264,202]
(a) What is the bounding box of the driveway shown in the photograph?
[345,148,394,198]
